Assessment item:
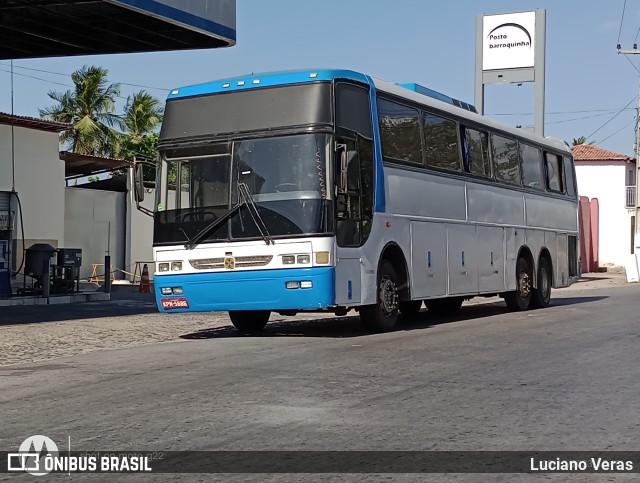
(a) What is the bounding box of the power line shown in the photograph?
[618,0,627,45]
[623,53,640,74]
[585,95,637,141]
[0,67,164,102]
[489,107,635,116]
[546,110,634,125]
[598,118,636,144]
[0,67,72,88]
[0,61,171,92]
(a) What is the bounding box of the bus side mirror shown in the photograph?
[346,151,360,191]
[133,162,145,202]
[336,144,359,193]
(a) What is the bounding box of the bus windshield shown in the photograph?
[154,133,333,245]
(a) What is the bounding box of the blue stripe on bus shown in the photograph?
[113,0,236,41]
[167,69,371,98]
[364,75,386,213]
[155,267,335,312]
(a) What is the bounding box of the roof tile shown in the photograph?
[571,144,634,162]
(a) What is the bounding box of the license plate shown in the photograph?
[161,298,189,309]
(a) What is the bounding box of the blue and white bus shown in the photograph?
[142,69,580,332]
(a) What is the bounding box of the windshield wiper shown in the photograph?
[183,182,273,250]
[237,182,274,246]
[183,204,242,250]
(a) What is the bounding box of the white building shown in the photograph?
[0,113,69,270]
[573,144,635,267]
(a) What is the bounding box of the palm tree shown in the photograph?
[121,90,164,143]
[572,136,595,146]
[120,91,164,180]
[40,65,122,157]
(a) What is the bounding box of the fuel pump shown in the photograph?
[0,191,13,297]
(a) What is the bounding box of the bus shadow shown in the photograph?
[180,295,607,340]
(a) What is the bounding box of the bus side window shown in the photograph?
[491,134,520,185]
[520,143,544,190]
[377,98,422,164]
[464,127,490,177]
[563,156,577,198]
[545,152,563,193]
[423,112,460,171]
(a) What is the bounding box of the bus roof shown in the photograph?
[166,68,569,154]
[166,69,370,98]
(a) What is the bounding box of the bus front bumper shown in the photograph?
[155,267,335,313]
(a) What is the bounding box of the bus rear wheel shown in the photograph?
[531,257,552,309]
[360,260,399,332]
[504,256,532,311]
[229,310,270,333]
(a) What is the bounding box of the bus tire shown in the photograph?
[425,297,463,315]
[229,310,270,333]
[360,260,399,332]
[399,300,422,316]
[504,256,532,311]
[531,256,552,309]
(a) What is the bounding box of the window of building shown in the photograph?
[423,112,460,171]
[520,143,544,190]
[377,98,422,164]
[491,134,520,185]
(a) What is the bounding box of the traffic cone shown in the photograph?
[139,263,151,293]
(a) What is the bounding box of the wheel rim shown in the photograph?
[378,276,398,316]
[518,270,531,299]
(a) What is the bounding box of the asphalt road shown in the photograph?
[1,284,639,481]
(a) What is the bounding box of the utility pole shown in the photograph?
[617,46,640,254]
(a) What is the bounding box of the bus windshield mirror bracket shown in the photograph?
[132,160,153,217]
[335,143,348,193]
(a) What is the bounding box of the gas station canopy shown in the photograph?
[0,0,236,60]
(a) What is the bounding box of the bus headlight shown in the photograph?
[159,263,170,272]
[297,254,311,264]
[282,255,296,265]
[171,262,183,271]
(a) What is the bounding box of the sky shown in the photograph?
[1,0,639,157]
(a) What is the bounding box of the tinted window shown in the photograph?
[336,83,372,138]
[520,143,544,190]
[377,98,422,164]
[545,152,563,192]
[423,113,460,171]
[563,156,577,198]
[463,127,490,176]
[160,83,331,142]
[491,134,520,185]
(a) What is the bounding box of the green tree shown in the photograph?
[572,136,595,146]
[40,65,123,157]
[119,91,164,181]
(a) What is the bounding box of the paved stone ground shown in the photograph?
[0,271,632,367]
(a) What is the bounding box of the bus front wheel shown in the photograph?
[229,310,270,333]
[504,256,532,311]
[360,260,399,332]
